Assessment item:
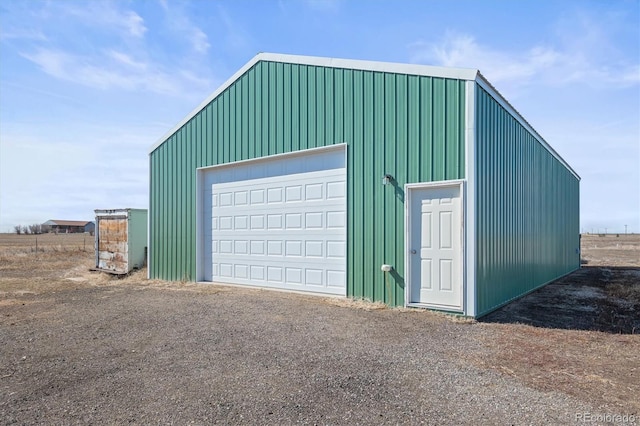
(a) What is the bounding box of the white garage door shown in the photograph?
[211,168,346,295]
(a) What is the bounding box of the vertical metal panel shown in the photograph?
[360,72,374,301]
[128,209,149,273]
[290,65,300,152]
[149,61,466,305]
[475,85,580,316]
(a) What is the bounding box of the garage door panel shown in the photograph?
[305,212,323,228]
[211,168,346,295]
[267,214,283,229]
[285,214,302,229]
[212,253,345,266]
[267,188,282,203]
[215,211,345,231]
[327,181,346,199]
[219,263,232,277]
[286,268,303,284]
[213,236,344,257]
[326,211,346,228]
[286,186,303,202]
[234,264,249,278]
[219,216,232,230]
[327,270,345,288]
[250,265,264,280]
[327,240,346,258]
[305,240,323,257]
[267,266,283,282]
[305,269,323,286]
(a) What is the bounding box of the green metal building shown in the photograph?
[149,53,580,318]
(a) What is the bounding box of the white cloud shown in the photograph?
[159,1,211,54]
[410,27,638,90]
[620,65,640,84]
[122,10,147,38]
[21,49,138,91]
[411,33,561,84]
[2,1,201,96]
[21,49,70,79]
[108,50,148,70]
[190,28,211,54]
[0,28,47,42]
[20,46,213,97]
[214,5,250,51]
[61,2,147,39]
[4,1,217,100]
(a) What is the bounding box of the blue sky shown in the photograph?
[1,0,638,233]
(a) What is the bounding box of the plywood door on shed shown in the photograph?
[211,169,346,295]
[409,185,463,310]
[97,217,128,273]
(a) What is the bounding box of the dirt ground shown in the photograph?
[483,235,640,334]
[1,233,638,424]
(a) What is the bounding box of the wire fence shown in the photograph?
[0,233,94,254]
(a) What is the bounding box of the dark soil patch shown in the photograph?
[481,266,640,334]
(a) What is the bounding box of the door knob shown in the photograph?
[410,249,416,254]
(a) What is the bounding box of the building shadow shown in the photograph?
[479,266,640,334]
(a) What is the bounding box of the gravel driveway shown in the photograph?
[1,281,622,425]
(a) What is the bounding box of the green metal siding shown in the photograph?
[150,61,466,305]
[475,85,580,316]
[127,209,148,272]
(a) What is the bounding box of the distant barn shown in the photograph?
[43,220,95,234]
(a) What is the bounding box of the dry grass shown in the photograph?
[474,324,639,413]
[323,297,388,311]
[581,234,640,267]
[0,234,94,296]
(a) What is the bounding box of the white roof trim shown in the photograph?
[149,52,478,153]
[258,52,479,80]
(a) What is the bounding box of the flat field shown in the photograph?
[0,232,638,424]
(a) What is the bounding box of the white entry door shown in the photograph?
[408,184,463,310]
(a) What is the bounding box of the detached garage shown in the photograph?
[149,53,580,318]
